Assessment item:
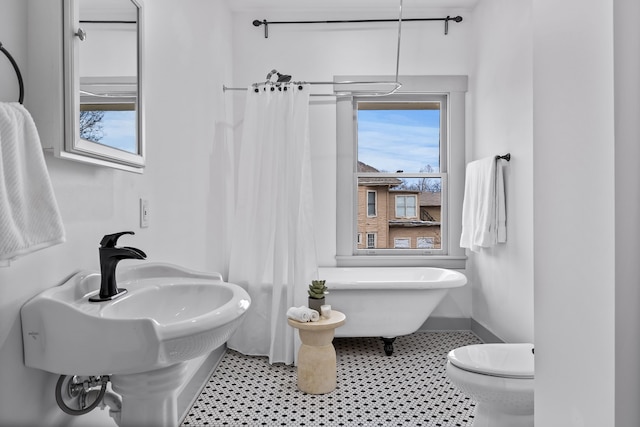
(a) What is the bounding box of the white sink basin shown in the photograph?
[21,262,251,376]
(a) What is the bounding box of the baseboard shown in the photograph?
[419,316,471,331]
[419,317,504,344]
[470,318,504,343]
[178,345,227,424]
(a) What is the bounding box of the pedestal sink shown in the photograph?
[21,262,251,427]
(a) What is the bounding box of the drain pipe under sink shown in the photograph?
[55,374,123,426]
[86,389,122,426]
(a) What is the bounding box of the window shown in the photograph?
[395,195,417,218]
[357,96,445,252]
[80,100,137,154]
[366,233,376,248]
[367,190,377,216]
[394,237,410,248]
[417,237,434,249]
[336,76,467,267]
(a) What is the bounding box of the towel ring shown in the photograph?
[0,42,25,104]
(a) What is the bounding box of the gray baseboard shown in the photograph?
[470,318,504,343]
[178,345,227,424]
[419,316,471,331]
[419,317,504,344]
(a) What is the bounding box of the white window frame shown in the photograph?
[395,194,418,218]
[366,233,377,248]
[336,75,468,268]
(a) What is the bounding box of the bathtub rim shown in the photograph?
[317,267,467,290]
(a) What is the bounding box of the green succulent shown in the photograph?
[308,280,328,299]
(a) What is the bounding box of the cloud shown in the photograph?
[358,109,441,172]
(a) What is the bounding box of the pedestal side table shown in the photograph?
[287,310,346,394]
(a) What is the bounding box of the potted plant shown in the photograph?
[307,280,328,313]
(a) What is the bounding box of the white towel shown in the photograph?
[495,159,507,243]
[0,103,65,265]
[286,306,320,322]
[308,308,320,322]
[460,156,507,252]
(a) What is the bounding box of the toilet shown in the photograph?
[446,343,534,427]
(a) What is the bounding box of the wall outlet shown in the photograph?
[140,198,149,228]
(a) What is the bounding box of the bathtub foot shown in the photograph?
[381,337,396,356]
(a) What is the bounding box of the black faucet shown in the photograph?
[89,231,147,302]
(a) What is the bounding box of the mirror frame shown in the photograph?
[63,0,145,172]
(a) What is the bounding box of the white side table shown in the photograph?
[287,310,346,394]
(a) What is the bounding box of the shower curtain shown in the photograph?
[226,84,317,365]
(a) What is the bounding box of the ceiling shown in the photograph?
[227,0,479,13]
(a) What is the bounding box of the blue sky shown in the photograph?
[357,109,440,173]
[97,111,137,153]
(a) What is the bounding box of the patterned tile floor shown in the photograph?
[181,331,482,427]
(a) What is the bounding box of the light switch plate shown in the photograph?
[140,198,149,228]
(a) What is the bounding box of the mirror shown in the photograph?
[64,0,144,171]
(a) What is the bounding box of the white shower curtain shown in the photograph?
[226,84,317,365]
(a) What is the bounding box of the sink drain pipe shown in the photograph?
[87,388,122,426]
[55,374,122,425]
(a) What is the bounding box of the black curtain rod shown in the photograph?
[79,20,136,24]
[253,16,463,38]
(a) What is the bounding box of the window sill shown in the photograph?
[335,255,467,269]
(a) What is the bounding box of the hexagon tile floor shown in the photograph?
[181,331,482,427]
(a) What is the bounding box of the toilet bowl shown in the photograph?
[446,343,534,427]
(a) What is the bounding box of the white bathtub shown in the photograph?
[317,267,467,354]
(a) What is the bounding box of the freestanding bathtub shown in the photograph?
[317,267,467,355]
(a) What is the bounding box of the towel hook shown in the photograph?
[0,41,24,104]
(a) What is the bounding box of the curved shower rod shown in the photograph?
[225,2,410,98]
[223,68,402,96]
[222,79,402,97]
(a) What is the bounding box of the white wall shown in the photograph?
[614,0,640,424]
[0,1,233,426]
[464,0,640,423]
[467,0,534,343]
[229,6,475,319]
[533,0,616,425]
